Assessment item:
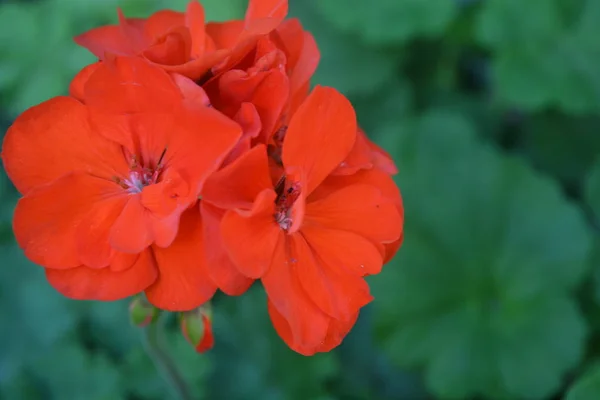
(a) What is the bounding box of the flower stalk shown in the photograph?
[143,312,193,400]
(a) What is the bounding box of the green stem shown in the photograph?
[143,313,193,400]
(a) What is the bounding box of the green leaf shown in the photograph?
[311,0,458,45]
[565,362,600,400]
[31,341,124,400]
[83,300,140,354]
[520,114,600,186]
[0,244,79,381]
[122,324,211,400]
[475,0,563,49]
[373,111,591,399]
[0,372,43,399]
[476,0,600,112]
[586,156,600,221]
[121,346,170,400]
[587,238,600,326]
[209,287,339,400]
[0,3,40,52]
[289,2,402,96]
[350,77,413,135]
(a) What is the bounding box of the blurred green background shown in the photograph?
[2,0,600,399]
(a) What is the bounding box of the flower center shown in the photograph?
[122,167,159,193]
[274,176,301,231]
[115,149,166,193]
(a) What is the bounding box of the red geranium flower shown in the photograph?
[1,56,241,310]
[74,0,288,80]
[203,17,319,146]
[202,86,404,354]
[193,16,320,298]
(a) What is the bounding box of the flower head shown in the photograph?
[3,0,404,356]
[74,0,288,80]
[2,56,241,310]
[203,86,404,354]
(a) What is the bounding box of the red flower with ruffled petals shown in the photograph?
[1,56,241,311]
[202,86,403,354]
[74,0,288,80]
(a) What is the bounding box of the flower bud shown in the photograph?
[180,305,214,353]
[129,295,159,327]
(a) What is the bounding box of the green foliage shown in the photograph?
[2,0,600,399]
[0,0,245,117]
[520,114,600,186]
[289,2,404,96]
[586,157,600,220]
[476,0,600,113]
[565,362,600,400]
[209,287,340,400]
[372,112,591,399]
[312,0,458,45]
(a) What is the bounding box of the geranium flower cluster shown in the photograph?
[1,0,404,355]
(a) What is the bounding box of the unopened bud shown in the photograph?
[180,304,214,353]
[129,295,159,327]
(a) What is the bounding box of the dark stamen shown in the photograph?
[157,148,167,167]
[274,175,286,197]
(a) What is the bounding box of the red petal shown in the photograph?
[143,10,184,39]
[206,21,244,49]
[69,62,102,101]
[305,183,402,244]
[282,86,357,195]
[245,0,288,21]
[153,50,230,80]
[201,202,254,295]
[221,103,262,166]
[13,173,123,269]
[196,314,215,352]
[212,68,288,143]
[202,144,273,210]
[383,234,404,264]
[149,212,182,249]
[145,208,217,311]
[74,25,135,59]
[319,168,403,208]
[291,30,319,93]
[83,56,182,114]
[268,299,359,355]
[333,129,373,175]
[143,28,192,66]
[186,1,207,58]
[220,189,281,278]
[244,0,288,35]
[110,196,153,254]
[249,70,289,143]
[292,233,372,320]
[263,237,330,349]
[316,312,359,353]
[363,130,398,174]
[171,73,211,110]
[301,226,383,277]
[165,107,242,196]
[46,250,157,301]
[77,194,129,269]
[110,251,140,272]
[271,19,303,70]
[117,10,149,53]
[140,169,190,217]
[1,96,128,194]
[272,19,319,100]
